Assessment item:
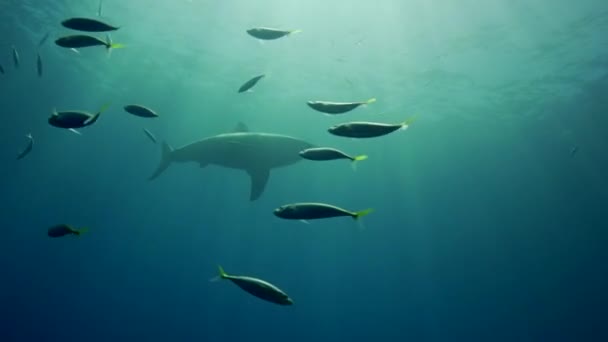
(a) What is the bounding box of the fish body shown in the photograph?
[238,74,265,93]
[61,17,119,32]
[47,224,88,238]
[246,27,301,40]
[274,202,373,221]
[307,98,376,114]
[328,118,414,138]
[124,104,158,118]
[55,34,123,51]
[16,133,34,160]
[149,123,314,201]
[38,32,50,47]
[12,46,19,68]
[143,128,157,143]
[48,104,109,129]
[216,266,293,306]
[299,147,367,162]
[37,53,42,77]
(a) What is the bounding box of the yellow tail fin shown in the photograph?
[354,208,374,219]
[218,265,228,279]
[353,155,368,162]
[289,29,303,35]
[75,227,89,236]
[402,116,417,127]
[366,98,377,105]
[110,43,126,49]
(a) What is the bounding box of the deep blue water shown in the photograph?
[1,0,608,341]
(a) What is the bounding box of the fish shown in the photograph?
[213,266,293,306]
[124,104,158,118]
[307,98,376,115]
[48,104,109,130]
[328,118,415,138]
[143,128,157,144]
[299,147,367,170]
[246,27,302,40]
[12,46,19,68]
[38,32,50,47]
[37,53,42,77]
[16,133,34,160]
[149,122,314,201]
[61,17,119,32]
[47,224,89,238]
[55,34,124,51]
[238,74,265,93]
[273,202,373,224]
[0,64,4,74]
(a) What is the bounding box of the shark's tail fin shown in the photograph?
[149,142,173,181]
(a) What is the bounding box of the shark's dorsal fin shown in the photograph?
[232,122,249,133]
[246,168,269,201]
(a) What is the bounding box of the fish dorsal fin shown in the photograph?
[246,168,270,201]
[232,122,249,133]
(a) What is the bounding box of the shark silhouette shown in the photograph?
[149,123,314,201]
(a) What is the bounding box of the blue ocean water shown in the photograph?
[1,0,607,341]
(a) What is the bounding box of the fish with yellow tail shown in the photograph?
[274,202,373,228]
[328,117,415,138]
[299,147,368,171]
[212,266,293,306]
[307,98,376,115]
[47,224,89,238]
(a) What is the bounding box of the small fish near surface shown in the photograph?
[48,104,110,130]
[299,147,367,170]
[16,133,34,160]
[212,266,293,306]
[273,202,373,227]
[124,104,159,118]
[143,128,157,144]
[36,53,43,77]
[38,32,50,48]
[238,74,265,93]
[12,46,19,68]
[328,117,415,138]
[61,17,119,32]
[246,27,302,40]
[55,34,124,52]
[47,224,89,238]
[307,98,376,115]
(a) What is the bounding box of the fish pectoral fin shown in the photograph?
[246,168,270,201]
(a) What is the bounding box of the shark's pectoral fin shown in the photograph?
[246,168,270,201]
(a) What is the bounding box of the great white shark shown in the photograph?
[149,123,315,201]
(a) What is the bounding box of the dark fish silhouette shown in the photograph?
[38,32,50,47]
[328,118,415,138]
[238,74,265,93]
[37,53,42,77]
[307,98,376,114]
[16,134,34,160]
[47,224,88,238]
[143,128,157,143]
[61,17,119,32]
[124,104,158,118]
[213,266,293,306]
[55,34,124,51]
[48,104,109,130]
[0,64,4,74]
[12,46,19,68]
[246,27,301,40]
